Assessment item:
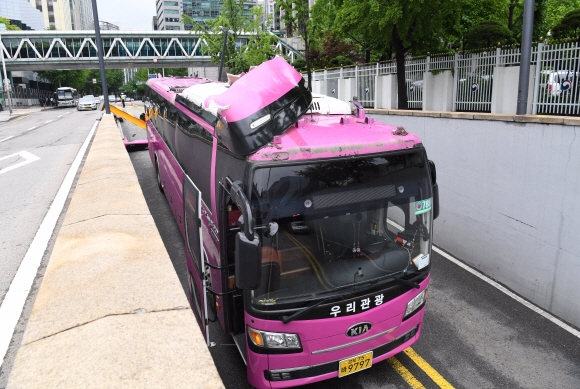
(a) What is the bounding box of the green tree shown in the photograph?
[0,17,21,30]
[330,0,460,109]
[464,20,515,49]
[544,0,580,34]
[36,70,89,92]
[184,0,276,75]
[277,0,315,90]
[552,9,580,43]
[85,69,125,95]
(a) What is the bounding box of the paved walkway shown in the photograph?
[0,107,52,123]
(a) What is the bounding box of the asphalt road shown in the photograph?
[0,106,101,387]
[122,119,580,389]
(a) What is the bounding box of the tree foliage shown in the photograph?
[552,9,580,43]
[543,0,580,34]
[184,0,276,76]
[277,0,315,90]
[36,70,89,92]
[0,17,20,30]
[328,0,461,108]
[464,20,515,49]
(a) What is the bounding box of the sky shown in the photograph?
[96,0,156,31]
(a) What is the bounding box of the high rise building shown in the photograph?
[29,0,93,30]
[155,0,257,31]
[0,0,45,30]
[72,0,94,30]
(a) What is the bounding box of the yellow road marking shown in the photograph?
[10,115,28,122]
[292,234,334,288]
[283,231,332,290]
[388,357,426,389]
[404,348,455,389]
[284,230,334,287]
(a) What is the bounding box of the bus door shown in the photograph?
[183,174,212,346]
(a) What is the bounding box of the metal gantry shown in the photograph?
[0,30,302,71]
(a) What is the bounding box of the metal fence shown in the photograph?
[534,42,580,116]
[308,41,580,116]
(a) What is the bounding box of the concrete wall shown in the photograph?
[368,112,580,328]
[338,78,356,103]
[491,65,535,114]
[423,70,453,112]
[375,74,397,109]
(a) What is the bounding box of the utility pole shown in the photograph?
[0,32,13,115]
[517,0,535,115]
[90,0,110,114]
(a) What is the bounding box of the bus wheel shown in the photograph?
[155,157,164,193]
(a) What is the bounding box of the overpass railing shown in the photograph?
[310,41,580,116]
[0,30,302,71]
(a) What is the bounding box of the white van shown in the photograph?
[545,70,578,96]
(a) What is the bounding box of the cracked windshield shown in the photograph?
[251,152,433,308]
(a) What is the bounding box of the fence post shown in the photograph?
[324,69,327,95]
[452,52,459,112]
[340,66,343,79]
[426,55,430,72]
[496,47,501,66]
[355,64,359,98]
[532,42,543,115]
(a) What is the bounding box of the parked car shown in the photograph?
[288,221,309,234]
[77,96,97,111]
[94,95,102,104]
[544,70,578,96]
[108,95,116,103]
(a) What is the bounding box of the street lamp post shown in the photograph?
[90,0,110,114]
[0,32,13,115]
[218,27,234,82]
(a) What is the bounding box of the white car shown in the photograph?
[544,70,578,96]
[77,97,97,111]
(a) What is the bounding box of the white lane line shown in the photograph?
[58,115,62,118]
[25,126,37,132]
[386,219,580,338]
[0,136,14,143]
[432,246,580,338]
[0,151,41,176]
[0,120,98,369]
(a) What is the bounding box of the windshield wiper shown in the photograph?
[281,292,352,324]
[332,271,420,292]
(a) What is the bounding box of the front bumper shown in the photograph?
[266,325,419,383]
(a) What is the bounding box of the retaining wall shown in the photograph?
[368,110,580,329]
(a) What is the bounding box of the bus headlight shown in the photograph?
[248,326,302,349]
[404,288,427,319]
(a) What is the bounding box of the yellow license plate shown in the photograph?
[338,351,373,378]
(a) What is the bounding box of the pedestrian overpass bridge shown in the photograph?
[0,30,302,71]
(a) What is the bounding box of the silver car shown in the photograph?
[77,97,96,111]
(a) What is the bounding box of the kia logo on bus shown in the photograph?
[346,322,372,337]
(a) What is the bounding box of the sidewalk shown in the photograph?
[0,106,47,123]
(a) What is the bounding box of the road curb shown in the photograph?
[7,114,224,389]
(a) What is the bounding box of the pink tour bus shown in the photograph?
[143,56,439,388]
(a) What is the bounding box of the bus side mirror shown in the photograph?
[235,232,261,289]
[229,179,254,241]
[433,183,439,220]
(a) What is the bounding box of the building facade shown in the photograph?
[156,0,257,31]
[0,0,45,30]
[28,0,93,30]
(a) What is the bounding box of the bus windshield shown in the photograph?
[250,151,433,309]
[57,90,73,100]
